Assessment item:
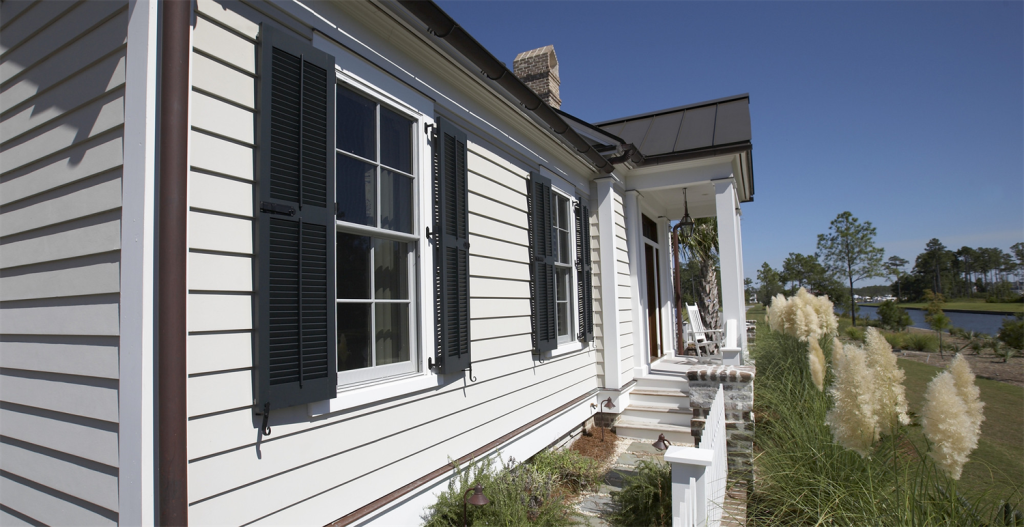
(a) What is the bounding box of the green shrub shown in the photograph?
[528,449,602,494]
[608,460,672,527]
[998,315,1024,351]
[878,300,912,331]
[424,454,580,527]
[903,332,939,352]
[844,326,865,342]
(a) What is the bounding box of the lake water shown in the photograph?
[853,305,1014,336]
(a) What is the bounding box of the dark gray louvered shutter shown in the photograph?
[575,202,594,342]
[254,25,337,410]
[529,173,557,353]
[433,118,471,374]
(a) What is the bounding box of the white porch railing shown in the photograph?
[664,385,727,527]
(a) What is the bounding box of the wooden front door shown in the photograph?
[645,244,663,360]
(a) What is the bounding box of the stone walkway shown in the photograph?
[574,440,747,527]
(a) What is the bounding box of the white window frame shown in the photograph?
[548,179,587,356]
[332,71,431,389]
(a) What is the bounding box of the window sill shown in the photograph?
[545,339,590,360]
[308,371,441,417]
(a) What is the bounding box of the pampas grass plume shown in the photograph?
[767,288,839,342]
[921,371,975,480]
[826,340,877,456]
[949,354,985,445]
[864,327,910,434]
[808,338,826,392]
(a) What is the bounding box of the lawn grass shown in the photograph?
[863,298,1023,314]
[898,358,1024,508]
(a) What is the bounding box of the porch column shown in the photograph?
[714,179,745,365]
[596,177,623,389]
[658,216,675,356]
[623,190,645,377]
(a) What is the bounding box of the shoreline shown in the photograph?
[858,303,1020,316]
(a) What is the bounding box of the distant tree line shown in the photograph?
[887,240,1023,302]
[748,212,1024,324]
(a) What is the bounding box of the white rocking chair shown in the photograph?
[686,304,724,356]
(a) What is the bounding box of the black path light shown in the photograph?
[590,397,616,442]
[463,483,489,527]
[653,433,672,451]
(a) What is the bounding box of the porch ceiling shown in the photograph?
[628,153,745,222]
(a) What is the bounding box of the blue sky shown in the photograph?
[437,1,1024,286]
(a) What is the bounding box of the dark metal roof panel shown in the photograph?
[619,117,653,147]
[712,98,751,145]
[674,105,717,152]
[594,93,749,126]
[601,121,625,139]
[641,111,683,156]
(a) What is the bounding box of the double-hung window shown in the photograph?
[334,84,419,384]
[552,194,574,344]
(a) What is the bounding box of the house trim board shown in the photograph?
[595,176,622,390]
[119,0,159,524]
[623,189,647,376]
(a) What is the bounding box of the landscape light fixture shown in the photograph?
[463,483,489,527]
[653,433,671,451]
[592,397,616,442]
[680,188,694,239]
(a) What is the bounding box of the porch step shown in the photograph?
[634,372,689,391]
[621,403,692,427]
[629,388,690,408]
[614,417,693,445]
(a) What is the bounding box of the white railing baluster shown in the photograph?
[666,384,727,527]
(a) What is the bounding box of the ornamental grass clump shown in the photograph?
[766,287,838,342]
[921,372,975,480]
[949,353,986,441]
[807,338,827,392]
[825,340,878,456]
[864,327,910,435]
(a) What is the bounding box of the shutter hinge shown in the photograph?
[427,356,437,371]
[465,363,477,383]
[260,202,296,217]
[424,122,437,140]
[257,402,272,436]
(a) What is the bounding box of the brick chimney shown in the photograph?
[513,45,561,109]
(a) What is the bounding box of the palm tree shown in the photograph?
[673,217,721,347]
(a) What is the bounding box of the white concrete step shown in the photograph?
[614,417,693,445]
[629,387,689,409]
[622,403,692,427]
[634,372,689,391]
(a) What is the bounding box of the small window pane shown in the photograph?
[558,230,569,264]
[337,154,375,226]
[380,107,412,174]
[337,232,371,299]
[381,169,413,234]
[375,239,409,300]
[338,303,371,371]
[375,302,410,366]
[557,197,568,228]
[337,86,375,160]
[556,268,569,302]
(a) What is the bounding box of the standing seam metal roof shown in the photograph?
[595,94,751,158]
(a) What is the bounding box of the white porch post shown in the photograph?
[623,190,646,376]
[658,216,675,356]
[714,179,745,365]
[596,178,623,389]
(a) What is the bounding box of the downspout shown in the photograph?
[157,0,190,524]
[397,1,615,174]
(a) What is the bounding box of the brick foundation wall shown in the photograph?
[686,365,755,480]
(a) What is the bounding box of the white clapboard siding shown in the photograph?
[191,90,254,144]
[0,0,125,85]
[188,252,253,292]
[468,172,528,213]
[188,332,253,375]
[0,2,126,524]
[0,440,118,512]
[192,52,255,108]
[468,235,529,266]
[190,130,254,180]
[188,370,253,417]
[468,255,529,281]
[189,171,254,217]
[0,134,123,207]
[467,192,527,227]
[0,474,117,527]
[471,316,532,341]
[469,213,528,247]
[194,13,257,73]
[187,294,253,333]
[188,210,253,254]
[188,365,596,522]
[471,297,531,320]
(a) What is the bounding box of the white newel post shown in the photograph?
[714,179,744,365]
[665,446,714,527]
[596,177,623,390]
